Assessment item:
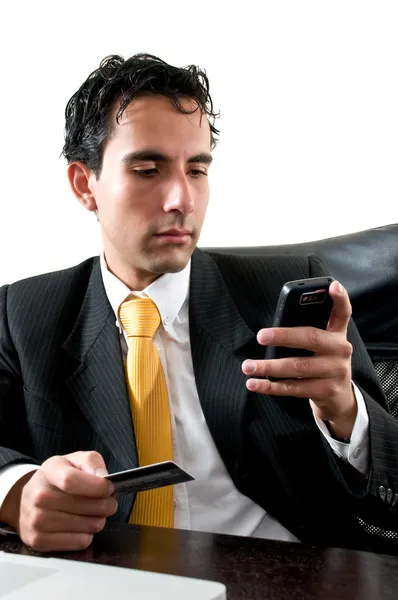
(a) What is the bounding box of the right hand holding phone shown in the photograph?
[242,280,357,441]
[1,451,117,552]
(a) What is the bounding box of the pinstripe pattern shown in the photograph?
[0,259,137,522]
[0,250,397,548]
[189,250,398,546]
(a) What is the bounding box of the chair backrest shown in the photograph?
[202,223,398,415]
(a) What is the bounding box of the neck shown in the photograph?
[103,253,160,291]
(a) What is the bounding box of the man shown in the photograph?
[0,54,397,553]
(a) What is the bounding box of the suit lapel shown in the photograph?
[62,259,137,471]
[60,251,258,480]
[189,249,257,479]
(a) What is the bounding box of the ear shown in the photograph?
[67,161,98,213]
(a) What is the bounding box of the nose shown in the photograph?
[163,174,194,215]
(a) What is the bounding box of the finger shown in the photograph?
[246,376,337,400]
[55,495,118,518]
[28,482,118,517]
[242,356,339,380]
[327,281,352,333]
[20,531,94,553]
[30,509,107,535]
[257,327,341,355]
[41,456,114,498]
[65,450,109,477]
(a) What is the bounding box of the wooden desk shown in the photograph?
[2,523,398,599]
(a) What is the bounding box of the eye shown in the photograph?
[134,168,158,178]
[189,169,207,178]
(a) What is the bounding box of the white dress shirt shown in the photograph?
[0,256,370,541]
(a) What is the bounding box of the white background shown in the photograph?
[0,0,397,285]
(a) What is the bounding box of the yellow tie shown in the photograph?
[119,296,174,528]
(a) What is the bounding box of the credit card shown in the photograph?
[105,460,194,494]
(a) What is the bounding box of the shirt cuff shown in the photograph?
[313,381,369,476]
[0,463,39,536]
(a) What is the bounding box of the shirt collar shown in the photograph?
[100,253,191,331]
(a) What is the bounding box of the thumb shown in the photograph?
[65,451,109,478]
[327,280,351,333]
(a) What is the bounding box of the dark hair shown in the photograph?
[61,53,220,176]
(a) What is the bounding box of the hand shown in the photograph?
[242,280,357,439]
[1,451,118,552]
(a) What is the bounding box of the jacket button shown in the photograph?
[379,486,386,502]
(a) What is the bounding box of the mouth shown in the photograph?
[153,229,193,244]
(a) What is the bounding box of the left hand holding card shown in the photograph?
[105,460,194,495]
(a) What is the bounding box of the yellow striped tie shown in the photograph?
[119,296,174,528]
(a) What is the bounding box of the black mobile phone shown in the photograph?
[265,276,334,363]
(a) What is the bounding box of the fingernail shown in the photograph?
[94,467,108,477]
[243,360,256,374]
[108,481,115,495]
[259,329,274,344]
[337,282,344,295]
[246,379,258,391]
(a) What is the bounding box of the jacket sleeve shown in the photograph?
[309,254,398,533]
[0,285,39,469]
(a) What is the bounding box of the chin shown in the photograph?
[153,258,190,274]
[152,249,194,274]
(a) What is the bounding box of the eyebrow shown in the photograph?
[121,150,213,165]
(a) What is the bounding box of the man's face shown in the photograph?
[86,95,212,288]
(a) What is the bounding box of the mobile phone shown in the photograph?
[105,460,194,495]
[265,276,334,363]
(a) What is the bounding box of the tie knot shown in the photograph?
[119,297,161,338]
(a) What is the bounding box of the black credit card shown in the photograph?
[105,460,194,494]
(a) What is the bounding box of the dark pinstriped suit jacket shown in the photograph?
[1,249,398,550]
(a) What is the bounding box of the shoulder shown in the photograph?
[6,256,97,294]
[0,257,98,321]
[198,250,330,324]
[203,250,328,285]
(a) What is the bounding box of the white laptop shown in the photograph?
[0,552,226,599]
